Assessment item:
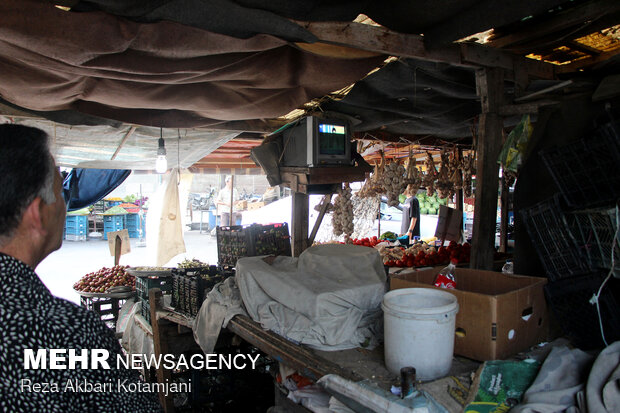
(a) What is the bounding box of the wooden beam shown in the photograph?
[471,67,505,270]
[424,0,572,47]
[291,192,309,257]
[297,20,556,79]
[308,194,333,245]
[487,0,620,50]
[227,315,361,382]
[499,100,558,116]
[556,48,620,73]
[110,126,136,160]
[514,80,573,102]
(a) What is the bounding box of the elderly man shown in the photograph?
[0,125,161,412]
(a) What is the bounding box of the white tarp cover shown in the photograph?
[236,244,387,351]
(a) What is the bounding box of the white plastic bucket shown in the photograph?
[382,288,459,381]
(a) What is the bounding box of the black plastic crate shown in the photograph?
[544,272,620,350]
[136,275,172,300]
[566,206,620,275]
[540,120,620,209]
[252,223,292,257]
[521,196,590,281]
[171,266,224,317]
[216,225,252,268]
[216,223,292,268]
[80,295,130,331]
[140,298,151,324]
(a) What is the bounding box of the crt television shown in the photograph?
[278,116,353,167]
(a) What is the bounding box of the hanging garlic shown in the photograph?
[332,183,354,240]
[422,151,437,197]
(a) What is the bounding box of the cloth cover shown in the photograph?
[193,276,247,354]
[235,244,386,351]
[511,342,620,413]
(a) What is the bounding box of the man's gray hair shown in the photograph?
[0,124,58,243]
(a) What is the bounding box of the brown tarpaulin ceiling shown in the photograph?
[0,0,384,130]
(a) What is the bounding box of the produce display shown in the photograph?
[178,258,209,268]
[73,264,135,293]
[422,151,438,197]
[378,241,472,267]
[416,192,448,215]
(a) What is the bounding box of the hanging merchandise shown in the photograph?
[382,160,407,207]
[332,183,354,240]
[498,114,533,174]
[449,148,463,196]
[422,151,438,197]
[358,153,385,198]
[462,151,476,198]
[405,148,422,196]
[436,148,453,199]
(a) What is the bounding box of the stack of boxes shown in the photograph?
[64,215,88,241]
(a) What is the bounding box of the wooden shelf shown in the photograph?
[280,165,370,194]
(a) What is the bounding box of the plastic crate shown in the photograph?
[544,272,620,350]
[65,234,87,241]
[216,225,252,268]
[80,295,130,331]
[540,120,620,209]
[216,223,291,268]
[125,214,146,230]
[252,223,292,257]
[65,215,88,232]
[521,196,590,281]
[136,275,172,300]
[140,298,151,324]
[171,266,223,317]
[102,215,126,240]
[566,206,620,274]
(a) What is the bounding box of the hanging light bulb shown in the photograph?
[155,129,167,173]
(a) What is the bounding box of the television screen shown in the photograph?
[318,123,346,155]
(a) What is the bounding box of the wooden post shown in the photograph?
[308,194,332,246]
[499,175,509,253]
[291,191,309,257]
[471,67,504,270]
[148,289,174,412]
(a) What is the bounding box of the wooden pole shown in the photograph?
[308,194,332,246]
[229,175,234,225]
[471,67,504,270]
[499,175,509,253]
[291,192,309,257]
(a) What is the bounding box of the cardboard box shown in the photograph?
[390,268,548,361]
[247,201,265,211]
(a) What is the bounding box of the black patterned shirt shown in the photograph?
[0,253,162,412]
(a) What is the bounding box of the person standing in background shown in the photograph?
[401,188,421,241]
[216,175,239,226]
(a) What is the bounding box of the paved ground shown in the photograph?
[37,229,219,305]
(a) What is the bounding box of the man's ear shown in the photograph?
[22,197,45,233]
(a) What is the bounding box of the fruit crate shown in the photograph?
[216,223,291,268]
[80,295,129,331]
[140,297,152,324]
[544,272,620,350]
[171,266,224,317]
[136,275,172,300]
[103,215,127,240]
[216,225,253,268]
[521,196,590,281]
[252,223,292,257]
[540,120,620,209]
[566,206,620,275]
